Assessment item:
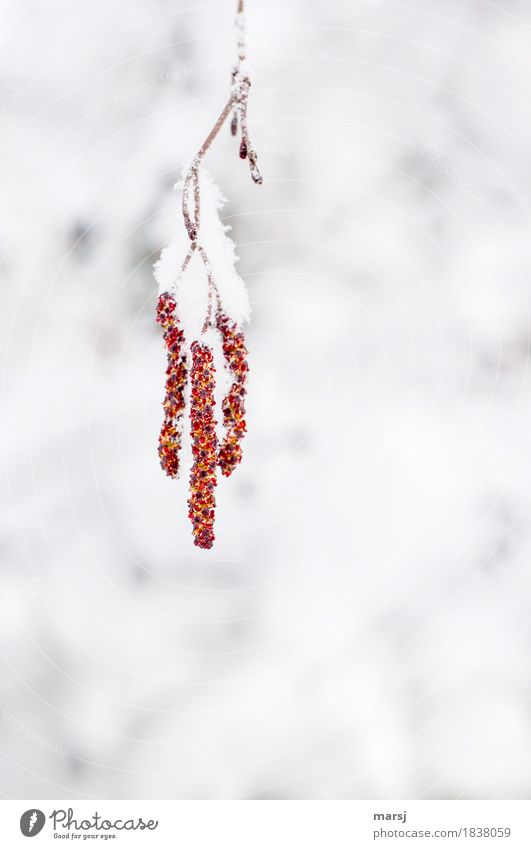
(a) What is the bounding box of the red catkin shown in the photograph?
[188,342,218,549]
[216,312,248,477]
[156,293,187,478]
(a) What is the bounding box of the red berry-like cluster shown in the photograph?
[188,342,218,549]
[156,293,187,478]
[217,312,248,477]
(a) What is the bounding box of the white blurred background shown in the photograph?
[2,0,531,799]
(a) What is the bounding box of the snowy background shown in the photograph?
[2,0,531,799]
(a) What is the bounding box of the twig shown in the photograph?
[196,244,221,333]
[181,0,262,248]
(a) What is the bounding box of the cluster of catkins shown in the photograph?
[155,1,258,549]
[156,294,248,549]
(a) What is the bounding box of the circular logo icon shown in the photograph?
[20,809,46,837]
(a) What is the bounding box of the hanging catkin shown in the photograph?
[156,293,187,479]
[217,312,248,477]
